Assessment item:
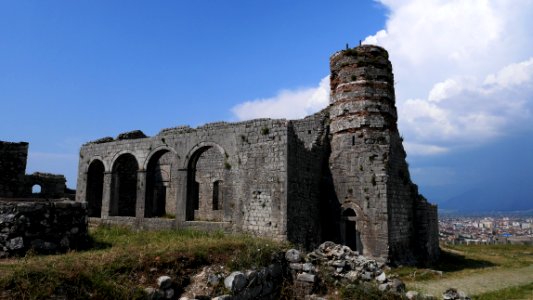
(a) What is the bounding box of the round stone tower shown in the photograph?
[327,45,414,261]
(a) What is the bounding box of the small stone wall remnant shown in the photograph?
[0,141,29,198]
[0,199,88,257]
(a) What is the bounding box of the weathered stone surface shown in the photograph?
[73,45,439,266]
[224,271,246,292]
[297,272,316,283]
[0,200,88,256]
[406,290,419,299]
[442,288,470,300]
[157,275,172,289]
[285,249,302,263]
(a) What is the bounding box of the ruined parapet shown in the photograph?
[327,45,438,264]
[0,141,29,198]
[25,172,69,198]
[117,130,147,140]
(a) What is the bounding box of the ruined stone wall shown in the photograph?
[0,141,28,198]
[25,172,68,198]
[0,199,88,257]
[328,46,395,259]
[286,111,329,248]
[327,45,439,264]
[76,119,289,240]
[414,196,440,265]
[385,134,417,263]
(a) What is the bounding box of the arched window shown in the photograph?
[32,184,42,194]
[212,180,222,210]
[145,150,176,218]
[186,146,225,221]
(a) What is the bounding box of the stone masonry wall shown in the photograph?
[25,172,68,199]
[328,46,395,259]
[0,199,88,257]
[327,45,439,264]
[75,45,439,264]
[414,196,440,265]
[0,141,28,198]
[77,119,288,240]
[286,111,329,249]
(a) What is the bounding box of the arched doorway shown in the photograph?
[110,153,138,217]
[86,160,105,217]
[186,146,225,221]
[145,150,176,218]
[341,208,360,252]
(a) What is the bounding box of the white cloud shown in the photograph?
[231,1,533,157]
[231,76,330,121]
[364,0,533,154]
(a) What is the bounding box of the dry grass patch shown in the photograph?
[0,225,288,299]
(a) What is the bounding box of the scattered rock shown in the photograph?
[442,288,470,300]
[406,290,419,299]
[207,273,220,286]
[224,271,247,292]
[375,272,387,283]
[163,288,174,299]
[297,272,316,283]
[144,287,161,300]
[212,295,232,300]
[285,249,302,263]
[157,275,172,289]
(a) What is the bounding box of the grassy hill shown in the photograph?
[0,226,531,299]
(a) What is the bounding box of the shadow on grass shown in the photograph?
[83,235,112,251]
[434,249,496,272]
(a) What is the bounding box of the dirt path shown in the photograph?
[409,264,533,297]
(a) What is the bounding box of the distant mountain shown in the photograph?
[437,182,533,213]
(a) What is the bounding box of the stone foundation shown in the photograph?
[0,199,89,257]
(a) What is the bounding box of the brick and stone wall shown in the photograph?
[0,199,88,257]
[0,141,28,198]
[327,45,439,264]
[75,45,439,265]
[328,45,396,259]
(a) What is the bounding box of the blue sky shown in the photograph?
[1,1,532,210]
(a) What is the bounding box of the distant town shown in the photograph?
[439,214,533,245]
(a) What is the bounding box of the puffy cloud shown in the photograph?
[364,0,533,154]
[231,76,329,121]
[231,1,533,157]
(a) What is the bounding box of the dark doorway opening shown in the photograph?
[86,160,104,217]
[110,154,138,217]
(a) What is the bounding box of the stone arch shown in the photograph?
[341,207,362,252]
[110,153,138,217]
[185,143,227,221]
[84,156,110,173]
[86,159,105,217]
[31,184,42,194]
[144,148,178,218]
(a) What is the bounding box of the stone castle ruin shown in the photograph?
[75,45,439,265]
[0,141,74,199]
[0,142,86,257]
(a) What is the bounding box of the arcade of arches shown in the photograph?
[85,147,228,221]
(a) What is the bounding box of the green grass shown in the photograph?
[471,282,533,300]
[0,225,288,299]
[392,244,533,283]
